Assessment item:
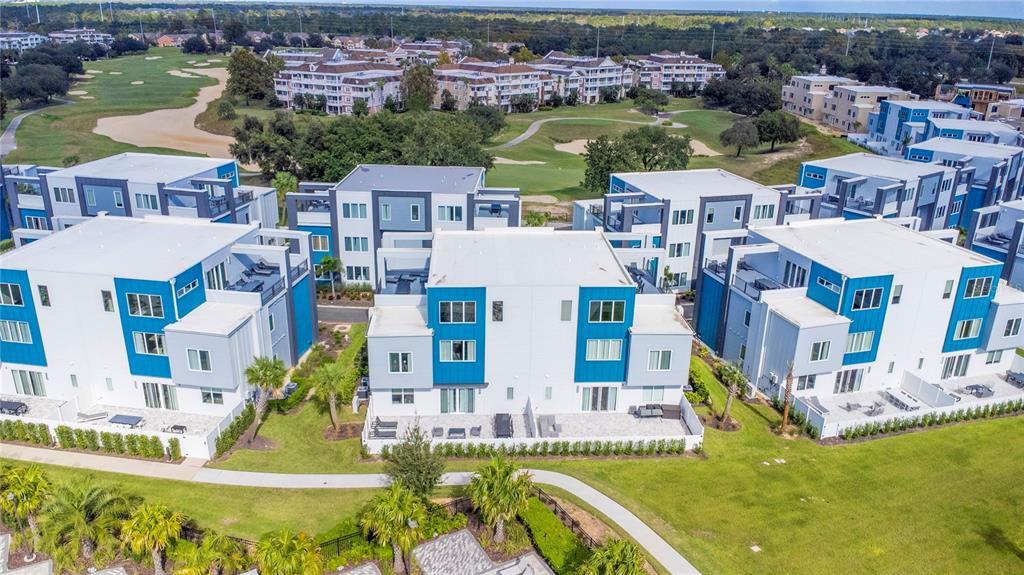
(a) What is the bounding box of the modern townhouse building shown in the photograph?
[852,99,974,156]
[695,217,1024,438]
[918,118,1023,147]
[285,165,521,289]
[571,169,821,291]
[272,58,403,116]
[48,28,113,46]
[363,227,703,452]
[398,40,464,64]
[986,99,1024,129]
[433,59,547,111]
[821,85,917,134]
[935,83,1016,115]
[0,215,317,459]
[529,51,633,104]
[965,199,1024,290]
[797,153,968,229]
[0,31,48,52]
[781,74,861,122]
[905,137,1024,218]
[627,50,725,93]
[1,153,277,247]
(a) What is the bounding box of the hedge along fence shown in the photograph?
[519,496,592,575]
[378,438,694,461]
[0,420,53,447]
[214,403,256,457]
[1,422,182,461]
[836,399,1024,442]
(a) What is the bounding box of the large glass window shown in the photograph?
[0,283,24,306]
[783,261,808,287]
[954,319,982,340]
[845,331,874,354]
[201,387,224,404]
[312,235,330,252]
[343,237,368,252]
[12,370,45,396]
[588,300,625,323]
[342,203,367,219]
[581,386,617,411]
[833,369,863,394]
[391,388,414,404]
[187,349,213,372]
[796,375,816,391]
[586,339,622,361]
[642,386,665,402]
[132,332,166,355]
[127,293,164,318]
[440,388,475,413]
[437,206,463,222]
[964,277,993,299]
[439,340,476,362]
[0,320,32,344]
[810,340,831,362]
[388,352,412,373]
[647,350,672,371]
[206,262,227,291]
[851,288,883,311]
[941,354,970,379]
[439,301,476,323]
[1005,318,1022,337]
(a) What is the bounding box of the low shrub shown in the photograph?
[215,404,256,457]
[519,497,591,574]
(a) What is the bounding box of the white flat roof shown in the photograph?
[807,153,954,180]
[792,75,857,83]
[762,289,850,328]
[754,219,995,277]
[336,164,484,195]
[428,228,632,288]
[630,303,693,335]
[165,301,257,336]
[1,216,254,280]
[890,100,965,111]
[837,85,908,94]
[911,137,1024,158]
[367,305,431,337]
[928,118,1019,135]
[45,153,231,185]
[614,169,780,200]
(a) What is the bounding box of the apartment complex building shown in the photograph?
[571,169,820,291]
[363,227,703,452]
[528,51,633,104]
[627,50,725,93]
[271,49,403,115]
[0,216,317,459]
[782,74,861,121]
[433,58,551,111]
[905,137,1024,218]
[286,165,520,288]
[986,99,1024,128]
[822,85,917,134]
[966,199,1024,290]
[935,83,1016,115]
[48,28,113,46]
[918,118,1023,147]
[854,99,974,156]
[696,217,1024,439]
[0,31,47,52]
[1,153,277,245]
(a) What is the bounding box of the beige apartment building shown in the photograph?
[986,98,1024,129]
[822,85,917,133]
[782,74,861,121]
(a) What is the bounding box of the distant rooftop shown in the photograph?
[335,164,485,195]
[955,83,1016,93]
[614,169,780,200]
[1,216,254,280]
[428,228,632,288]
[888,100,966,111]
[792,74,858,83]
[928,117,1020,135]
[46,153,232,185]
[806,152,954,179]
[837,85,911,94]
[910,137,1024,158]
[753,218,994,277]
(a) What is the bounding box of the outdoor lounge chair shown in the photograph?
[77,410,108,422]
[374,429,397,439]
[1007,371,1024,388]
[447,428,466,439]
[660,404,682,420]
[495,413,513,438]
[374,417,398,429]
[0,400,28,416]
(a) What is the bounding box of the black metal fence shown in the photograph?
[530,487,600,549]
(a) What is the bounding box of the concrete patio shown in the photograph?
[412,529,554,575]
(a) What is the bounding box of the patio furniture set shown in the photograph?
[431,426,482,439]
[841,401,885,417]
[627,403,682,420]
[1007,371,1024,389]
[962,384,995,399]
[884,389,922,412]
[370,417,398,439]
[983,231,1013,246]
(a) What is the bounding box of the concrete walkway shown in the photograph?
[490,110,695,150]
[1,444,700,575]
[0,99,73,158]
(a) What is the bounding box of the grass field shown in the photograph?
[5,47,222,166]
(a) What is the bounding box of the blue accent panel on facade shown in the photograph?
[943,264,1003,353]
[82,183,128,217]
[291,275,314,358]
[113,277,173,378]
[965,187,988,222]
[574,286,635,383]
[904,148,934,162]
[970,243,1008,263]
[174,264,206,318]
[798,164,827,189]
[875,101,890,135]
[19,208,47,229]
[0,269,47,366]
[947,193,966,228]
[217,162,240,187]
[297,225,332,270]
[0,182,10,240]
[427,287,487,385]
[840,275,893,365]
[806,261,843,312]
[696,271,724,350]
[212,213,232,223]
[841,209,872,220]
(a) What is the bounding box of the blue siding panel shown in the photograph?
[0,269,47,366]
[799,164,827,189]
[970,244,1008,263]
[840,275,893,365]
[174,264,206,318]
[217,162,240,187]
[943,264,1003,353]
[427,287,486,385]
[19,208,48,229]
[298,225,332,278]
[574,286,636,383]
[114,277,174,378]
[291,275,314,358]
[806,261,843,313]
[696,271,724,351]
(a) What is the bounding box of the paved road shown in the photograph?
[490,111,694,150]
[318,304,369,323]
[0,99,73,158]
[3,444,700,574]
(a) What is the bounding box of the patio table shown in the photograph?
[495,413,513,438]
[109,414,143,428]
[447,428,466,439]
[0,400,28,415]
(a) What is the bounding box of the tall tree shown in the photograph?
[400,63,437,112]
[718,362,749,424]
[243,356,288,442]
[383,424,445,500]
[719,120,760,157]
[254,530,323,575]
[313,362,347,432]
[468,456,532,544]
[582,539,645,575]
[582,135,628,194]
[619,126,692,172]
[0,465,50,560]
[39,480,137,570]
[120,504,184,575]
[317,254,340,298]
[226,48,275,105]
[360,483,425,575]
[753,110,801,152]
[463,104,506,140]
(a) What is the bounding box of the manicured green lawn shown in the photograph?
[5,47,222,166]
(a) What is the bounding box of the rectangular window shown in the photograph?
[410,204,421,222]
[269,313,276,332]
[113,190,124,208]
[187,349,213,372]
[845,331,874,354]
[941,354,970,379]
[343,236,368,252]
[506,387,515,400]
[851,288,883,311]
[796,375,816,391]
[133,332,166,355]
[54,187,76,203]
[24,216,48,231]
[388,352,412,373]
[954,319,982,340]
[586,339,622,361]
[437,205,464,222]
[492,301,503,322]
[344,266,370,281]
[206,262,227,291]
[892,284,903,304]
[705,207,715,224]
[942,280,954,299]
[164,382,181,409]
[671,209,694,225]
[581,386,617,412]
[175,280,198,299]
[642,386,665,402]
[12,370,45,397]
[439,301,477,323]
[739,344,747,361]
[201,387,224,405]
[560,300,572,321]
[312,235,330,252]
[0,320,32,344]
[753,204,776,220]
[440,388,475,413]
[986,350,1004,365]
[1005,318,1022,337]
[816,276,841,294]
[964,277,993,299]
[391,388,414,404]
[544,386,552,400]
[439,340,476,362]
[70,374,78,388]
[86,188,96,206]
[647,350,672,371]
[783,261,808,288]
[733,205,743,222]
[743,310,751,326]
[134,193,159,210]
[588,300,625,323]
[668,242,691,258]
[833,369,864,394]
[35,285,50,307]
[810,340,831,362]
[106,377,114,391]
[127,293,164,318]
[381,203,392,221]
[342,203,367,219]
[0,283,24,306]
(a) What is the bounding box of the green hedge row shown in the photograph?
[519,497,591,575]
[0,420,52,446]
[53,425,173,460]
[215,404,256,457]
[381,438,691,460]
[840,399,1024,441]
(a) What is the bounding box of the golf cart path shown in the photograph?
[0,99,74,158]
[2,444,700,575]
[491,110,697,150]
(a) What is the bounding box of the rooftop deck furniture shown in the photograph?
[250,266,276,277]
[495,413,513,438]
[1007,371,1024,389]
[109,414,143,428]
[237,278,264,293]
[373,428,397,439]
[965,384,994,398]
[470,426,481,438]
[638,405,664,418]
[77,410,108,422]
[660,404,681,420]
[0,400,28,416]
[162,424,188,434]
[865,404,884,417]
[432,427,444,438]
[374,417,398,429]
[842,402,863,412]
[447,428,466,439]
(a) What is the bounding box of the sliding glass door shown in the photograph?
[581,386,617,411]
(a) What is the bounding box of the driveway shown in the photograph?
[318,304,369,323]
[491,111,694,150]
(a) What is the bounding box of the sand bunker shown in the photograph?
[78,96,95,100]
[193,62,210,67]
[187,60,196,64]
[67,90,89,96]
[130,81,145,85]
[689,139,722,157]
[494,157,546,165]
[554,139,590,155]
[208,59,222,63]
[70,74,94,80]
[144,56,163,60]
[167,70,199,79]
[108,71,122,75]
[522,195,559,204]
[86,69,103,74]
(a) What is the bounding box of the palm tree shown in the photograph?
[582,539,645,575]
[0,465,50,560]
[39,480,137,570]
[120,503,184,575]
[317,254,341,298]
[172,531,249,575]
[360,482,425,575]
[243,356,288,442]
[313,362,347,432]
[253,530,322,575]
[718,362,748,425]
[468,456,532,544]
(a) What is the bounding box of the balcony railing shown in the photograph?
[209,195,229,217]
[235,190,254,205]
[290,260,309,280]
[262,278,286,304]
